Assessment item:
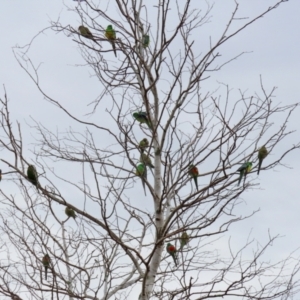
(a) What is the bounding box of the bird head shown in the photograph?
[107,25,113,30]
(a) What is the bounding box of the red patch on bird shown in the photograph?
[168,245,176,251]
[191,167,198,175]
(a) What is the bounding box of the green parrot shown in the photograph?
[237,162,253,186]
[133,112,152,130]
[105,25,117,57]
[65,206,77,219]
[188,165,199,191]
[27,165,38,186]
[142,34,150,48]
[140,153,154,168]
[257,146,268,175]
[78,25,94,40]
[136,163,147,196]
[180,232,189,250]
[139,138,149,153]
[42,254,50,280]
[166,243,177,266]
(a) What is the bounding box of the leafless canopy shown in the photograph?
[0,0,299,299]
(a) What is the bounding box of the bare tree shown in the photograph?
[0,0,300,299]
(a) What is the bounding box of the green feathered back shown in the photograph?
[142,35,150,47]
[65,206,76,219]
[27,165,38,186]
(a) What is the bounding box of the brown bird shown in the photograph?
[78,25,94,39]
[42,254,50,280]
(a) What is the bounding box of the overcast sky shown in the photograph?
[1,0,300,298]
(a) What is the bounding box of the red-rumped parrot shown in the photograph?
[180,232,189,250]
[188,165,199,191]
[166,243,177,266]
[133,112,152,130]
[140,153,154,168]
[237,162,253,185]
[136,163,147,196]
[27,165,38,187]
[78,25,94,40]
[105,25,117,57]
[257,146,268,175]
[65,206,77,219]
[42,254,50,280]
[139,138,149,153]
[142,35,150,48]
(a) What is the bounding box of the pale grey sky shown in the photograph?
[0,0,300,298]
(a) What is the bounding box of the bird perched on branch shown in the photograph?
[133,112,152,130]
[180,232,189,250]
[166,243,177,266]
[139,138,149,153]
[140,153,154,168]
[27,165,38,187]
[42,254,50,280]
[136,163,147,196]
[105,25,117,57]
[257,146,268,175]
[65,206,77,219]
[237,162,252,185]
[188,165,199,191]
[142,34,150,48]
[78,25,94,40]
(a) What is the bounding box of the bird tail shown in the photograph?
[141,179,147,196]
[149,167,154,177]
[147,121,153,130]
[112,41,117,57]
[257,159,262,175]
[238,171,243,186]
[172,254,177,266]
[194,177,198,191]
[45,267,47,280]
